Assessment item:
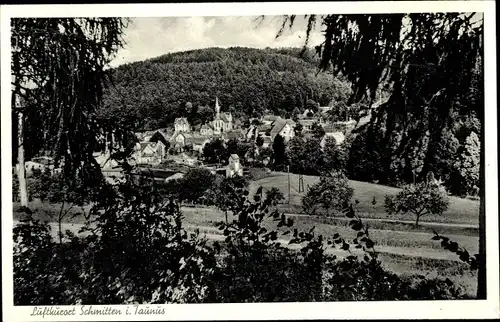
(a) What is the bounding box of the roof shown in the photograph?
[230,154,239,160]
[323,132,345,145]
[225,130,244,140]
[262,136,272,144]
[298,119,316,127]
[263,114,280,122]
[270,118,296,139]
[30,156,54,166]
[318,106,332,113]
[190,135,210,145]
[201,124,214,131]
[165,172,185,182]
[174,117,189,125]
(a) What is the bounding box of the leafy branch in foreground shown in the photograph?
[432,230,481,270]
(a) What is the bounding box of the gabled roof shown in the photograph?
[201,124,214,131]
[270,118,296,139]
[230,154,239,160]
[174,117,189,125]
[221,112,232,122]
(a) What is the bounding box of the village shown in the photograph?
[90,97,360,182]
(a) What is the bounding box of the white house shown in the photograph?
[226,154,243,178]
[200,124,214,136]
[174,117,190,133]
[24,156,57,174]
[133,141,166,165]
[270,118,296,142]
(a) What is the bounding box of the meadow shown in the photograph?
[12,171,480,297]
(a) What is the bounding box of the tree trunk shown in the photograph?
[477,109,486,299]
[16,94,28,207]
[415,214,420,227]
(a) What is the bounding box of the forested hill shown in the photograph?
[99,47,351,130]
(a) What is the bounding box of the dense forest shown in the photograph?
[98,47,351,130]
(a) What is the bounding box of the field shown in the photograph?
[12,172,481,297]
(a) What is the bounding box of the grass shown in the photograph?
[249,172,480,225]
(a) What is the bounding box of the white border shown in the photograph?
[1,1,498,321]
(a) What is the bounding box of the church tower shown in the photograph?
[215,97,221,119]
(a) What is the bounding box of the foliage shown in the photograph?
[346,128,386,183]
[322,137,347,172]
[287,136,324,175]
[177,168,217,204]
[302,172,354,217]
[14,176,219,305]
[384,182,450,226]
[202,138,229,165]
[311,121,326,139]
[271,134,287,170]
[451,131,480,196]
[11,18,131,186]
[265,187,285,204]
[99,47,350,130]
[226,138,252,164]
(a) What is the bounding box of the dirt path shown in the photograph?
[13,220,463,262]
[283,212,478,229]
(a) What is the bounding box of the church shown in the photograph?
[211,97,233,134]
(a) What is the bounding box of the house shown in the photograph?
[298,119,316,132]
[133,141,167,165]
[270,118,296,142]
[320,132,346,149]
[165,172,185,183]
[318,106,333,114]
[226,154,243,178]
[261,114,280,125]
[300,109,315,119]
[200,124,214,136]
[24,156,57,174]
[149,129,172,146]
[191,135,211,154]
[261,136,272,149]
[224,129,245,141]
[174,117,191,133]
[212,97,233,134]
[171,153,198,166]
[94,152,119,169]
[170,132,193,152]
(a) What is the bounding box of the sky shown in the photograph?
[109,16,324,67]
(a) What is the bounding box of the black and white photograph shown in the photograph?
[1,1,498,321]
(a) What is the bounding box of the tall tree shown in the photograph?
[11,18,129,206]
[271,134,286,170]
[277,12,484,298]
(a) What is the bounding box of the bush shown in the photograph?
[302,172,354,216]
[322,255,465,301]
[13,176,219,305]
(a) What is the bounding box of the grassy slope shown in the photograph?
[249,172,480,225]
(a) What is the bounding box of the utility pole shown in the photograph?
[287,165,291,205]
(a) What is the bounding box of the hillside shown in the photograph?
[99,47,351,130]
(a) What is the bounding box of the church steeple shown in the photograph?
[215,97,220,118]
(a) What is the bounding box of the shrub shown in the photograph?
[322,255,465,301]
[13,176,219,305]
[302,172,354,217]
[384,182,449,226]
